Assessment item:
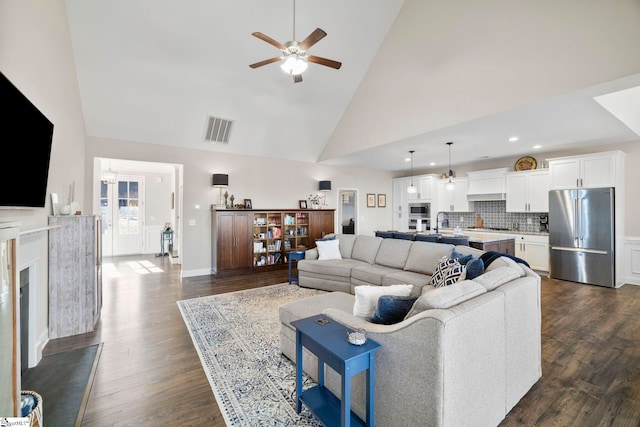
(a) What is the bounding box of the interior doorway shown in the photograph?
[94,158,183,260]
[338,189,358,235]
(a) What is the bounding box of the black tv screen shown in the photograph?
[1,72,54,208]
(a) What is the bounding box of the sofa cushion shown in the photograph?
[351,235,383,264]
[374,238,413,269]
[317,239,342,260]
[279,291,353,329]
[405,280,487,317]
[453,245,485,258]
[351,264,401,286]
[473,266,523,291]
[404,241,454,275]
[334,234,357,259]
[381,271,432,294]
[297,259,367,278]
[430,256,464,288]
[352,284,413,319]
[370,295,419,325]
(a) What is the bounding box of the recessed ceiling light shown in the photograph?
[405,157,411,162]
[508,136,519,142]
[533,145,542,149]
[429,162,436,166]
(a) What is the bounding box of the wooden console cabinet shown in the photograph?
[48,215,102,339]
[212,208,334,274]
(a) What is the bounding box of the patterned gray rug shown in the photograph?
[177,283,326,426]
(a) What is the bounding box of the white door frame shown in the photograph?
[337,188,359,235]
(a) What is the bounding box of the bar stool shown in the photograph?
[439,236,469,246]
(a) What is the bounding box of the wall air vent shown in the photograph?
[205,116,233,144]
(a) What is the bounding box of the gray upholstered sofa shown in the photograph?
[279,233,542,427]
[297,233,480,295]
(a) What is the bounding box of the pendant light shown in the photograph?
[407,150,418,194]
[445,142,456,191]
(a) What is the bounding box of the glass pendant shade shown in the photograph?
[281,56,308,75]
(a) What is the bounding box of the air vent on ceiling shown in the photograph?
[205,116,233,144]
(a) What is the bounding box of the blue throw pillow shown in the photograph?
[370,294,419,325]
[465,257,485,280]
[316,234,336,242]
[451,250,473,266]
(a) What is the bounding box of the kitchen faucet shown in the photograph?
[435,211,449,234]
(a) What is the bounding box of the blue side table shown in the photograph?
[288,250,305,284]
[291,314,381,427]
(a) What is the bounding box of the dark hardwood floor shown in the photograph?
[43,255,640,426]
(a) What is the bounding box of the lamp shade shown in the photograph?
[319,180,332,191]
[212,174,229,187]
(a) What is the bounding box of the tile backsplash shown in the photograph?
[438,201,547,233]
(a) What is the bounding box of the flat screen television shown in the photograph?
[0,71,54,208]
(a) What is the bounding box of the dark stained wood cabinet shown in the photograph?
[212,208,334,274]
[213,211,252,272]
[309,210,335,244]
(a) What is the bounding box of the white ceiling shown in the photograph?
[65,0,640,175]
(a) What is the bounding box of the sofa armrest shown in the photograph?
[305,248,319,260]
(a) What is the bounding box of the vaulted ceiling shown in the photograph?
[66,0,640,174]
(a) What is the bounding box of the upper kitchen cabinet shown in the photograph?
[406,174,436,201]
[547,151,626,189]
[505,169,550,212]
[466,168,509,201]
[392,177,409,212]
[436,177,472,212]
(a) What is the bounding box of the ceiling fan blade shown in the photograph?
[299,28,327,51]
[251,32,286,50]
[307,55,342,70]
[293,74,303,83]
[249,57,284,69]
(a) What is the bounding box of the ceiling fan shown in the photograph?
[249,0,342,83]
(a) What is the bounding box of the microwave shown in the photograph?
[409,203,430,215]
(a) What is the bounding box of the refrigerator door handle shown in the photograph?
[551,246,608,255]
[573,197,579,243]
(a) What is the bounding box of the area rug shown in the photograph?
[177,284,326,426]
[21,343,102,427]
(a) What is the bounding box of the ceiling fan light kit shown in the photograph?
[249,0,341,83]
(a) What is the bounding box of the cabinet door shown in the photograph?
[527,171,550,212]
[417,176,432,200]
[217,212,251,270]
[524,242,549,272]
[393,211,407,231]
[436,180,454,212]
[549,158,579,189]
[506,174,528,212]
[309,211,335,246]
[581,155,615,188]
[392,178,408,212]
[452,178,471,212]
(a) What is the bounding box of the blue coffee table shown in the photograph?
[291,314,381,427]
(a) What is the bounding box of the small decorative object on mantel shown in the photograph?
[229,194,235,207]
[244,199,252,209]
[224,191,229,208]
[308,194,321,209]
[514,156,537,171]
[299,200,307,209]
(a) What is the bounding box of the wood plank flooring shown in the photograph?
[43,255,640,426]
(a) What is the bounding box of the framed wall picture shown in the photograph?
[377,194,386,208]
[299,200,308,209]
[244,199,252,209]
[367,193,376,208]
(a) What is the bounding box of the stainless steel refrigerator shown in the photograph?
[549,187,615,287]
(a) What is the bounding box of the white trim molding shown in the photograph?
[623,237,640,286]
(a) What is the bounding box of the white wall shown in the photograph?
[0,0,88,359]
[86,136,395,277]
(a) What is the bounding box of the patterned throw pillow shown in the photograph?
[430,256,464,288]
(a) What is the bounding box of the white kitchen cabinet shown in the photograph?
[436,178,472,212]
[513,233,549,272]
[466,168,509,199]
[392,177,408,213]
[547,151,625,189]
[505,169,550,212]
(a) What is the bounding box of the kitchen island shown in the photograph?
[418,229,516,255]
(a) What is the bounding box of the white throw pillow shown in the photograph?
[353,284,413,319]
[317,239,342,260]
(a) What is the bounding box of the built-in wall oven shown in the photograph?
[408,203,431,231]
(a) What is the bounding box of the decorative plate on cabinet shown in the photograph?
[514,156,537,171]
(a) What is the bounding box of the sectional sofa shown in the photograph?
[279,233,542,427]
